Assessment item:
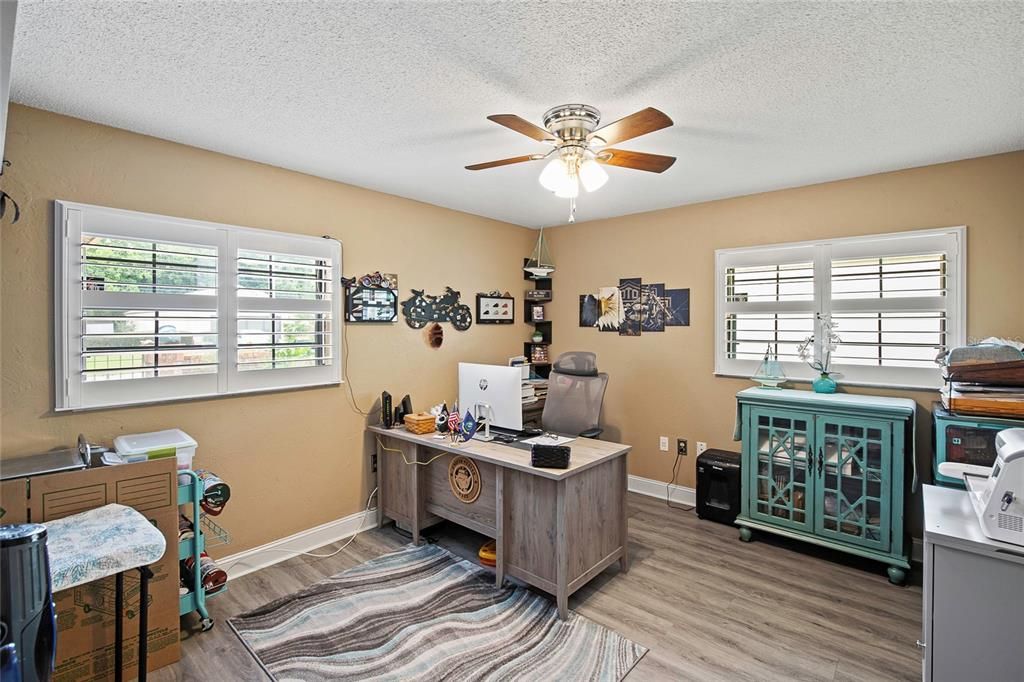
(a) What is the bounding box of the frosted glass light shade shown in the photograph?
[554,175,579,199]
[579,159,608,192]
[538,158,570,193]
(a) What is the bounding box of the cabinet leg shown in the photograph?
[887,566,907,585]
[556,591,568,621]
[738,526,754,542]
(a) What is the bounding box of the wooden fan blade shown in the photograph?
[598,149,676,173]
[590,107,673,146]
[487,114,557,143]
[465,154,539,171]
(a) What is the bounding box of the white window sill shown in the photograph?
[713,372,942,394]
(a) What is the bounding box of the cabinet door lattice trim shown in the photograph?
[815,417,892,551]
[748,409,814,533]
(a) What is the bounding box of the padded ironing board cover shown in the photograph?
[46,503,166,592]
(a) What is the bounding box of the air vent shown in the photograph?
[997,513,1023,534]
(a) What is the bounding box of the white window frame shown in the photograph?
[55,200,342,411]
[715,226,966,390]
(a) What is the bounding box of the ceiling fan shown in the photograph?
[465,104,676,202]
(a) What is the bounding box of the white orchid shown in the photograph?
[797,315,842,375]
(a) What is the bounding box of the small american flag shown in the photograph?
[447,410,461,432]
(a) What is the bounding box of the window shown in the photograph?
[715,227,965,389]
[55,201,341,410]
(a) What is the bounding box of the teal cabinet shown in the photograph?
[736,388,914,584]
[747,408,815,534]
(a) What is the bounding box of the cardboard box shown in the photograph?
[29,459,180,681]
[0,478,29,523]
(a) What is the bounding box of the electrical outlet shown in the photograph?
[696,441,708,455]
[659,436,669,452]
[677,438,688,456]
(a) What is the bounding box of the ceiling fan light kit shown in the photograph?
[467,103,676,222]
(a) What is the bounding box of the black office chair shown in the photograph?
[541,352,609,438]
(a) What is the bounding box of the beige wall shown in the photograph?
[2,103,1021,550]
[546,151,1024,533]
[0,105,534,554]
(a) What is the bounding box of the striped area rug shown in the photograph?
[229,543,647,681]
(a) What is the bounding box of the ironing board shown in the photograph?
[45,503,166,682]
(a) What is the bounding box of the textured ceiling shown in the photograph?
[10,1,1024,227]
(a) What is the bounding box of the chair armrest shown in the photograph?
[579,427,603,439]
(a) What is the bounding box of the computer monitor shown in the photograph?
[458,362,523,434]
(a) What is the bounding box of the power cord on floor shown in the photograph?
[667,452,695,512]
[217,486,379,570]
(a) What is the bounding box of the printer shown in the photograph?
[939,427,1024,546]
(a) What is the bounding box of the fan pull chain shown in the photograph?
[568,197,577,224]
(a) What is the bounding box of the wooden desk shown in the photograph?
[369,425,631,619]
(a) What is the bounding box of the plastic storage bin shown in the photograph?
[932,402,1024,487]
[114,429,197,483]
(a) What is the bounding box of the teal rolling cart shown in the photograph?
[178,470,231,630]
[735,388,915,584]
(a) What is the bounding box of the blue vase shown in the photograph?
[812,373,837,394]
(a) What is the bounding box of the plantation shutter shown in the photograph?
[716,244,818,380]
[58,204,226,409]
[56,201,342,410]
[827,231,961,387]
[715,228,964,389]
[228,231,341,393]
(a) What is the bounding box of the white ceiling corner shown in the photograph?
[10,1,1024,228]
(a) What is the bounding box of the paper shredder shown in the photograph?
[696,449,742,525]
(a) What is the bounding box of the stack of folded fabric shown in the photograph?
[942,338,1024,418]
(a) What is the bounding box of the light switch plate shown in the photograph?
[659,436,669,452]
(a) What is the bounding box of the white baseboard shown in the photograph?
[218,508,378,579]
[628,475,924,565]
[628,474,696,507]
[218,481,922,580]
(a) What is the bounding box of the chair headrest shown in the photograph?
[553,351,599,377]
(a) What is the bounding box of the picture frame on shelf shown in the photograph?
[530,344,550,364]
[476,293,515,324]
[531,305,545,322]
[525,289,551,302]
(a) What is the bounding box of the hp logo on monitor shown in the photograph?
[479,379,488,390]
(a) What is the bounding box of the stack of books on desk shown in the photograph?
[529,379,548,400]
[522,379,547,406]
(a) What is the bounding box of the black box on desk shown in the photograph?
[696,449,741,525]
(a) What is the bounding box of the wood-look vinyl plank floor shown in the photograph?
[153,492,921,681]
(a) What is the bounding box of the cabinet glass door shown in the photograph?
[748,408,814,532]
[814,416,891,551]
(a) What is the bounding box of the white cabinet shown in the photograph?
[922,485,1024,681]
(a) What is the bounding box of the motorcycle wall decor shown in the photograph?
[401,287,473,331]
[342,271,399,323]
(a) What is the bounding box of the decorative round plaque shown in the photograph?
[448,456,481,504]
